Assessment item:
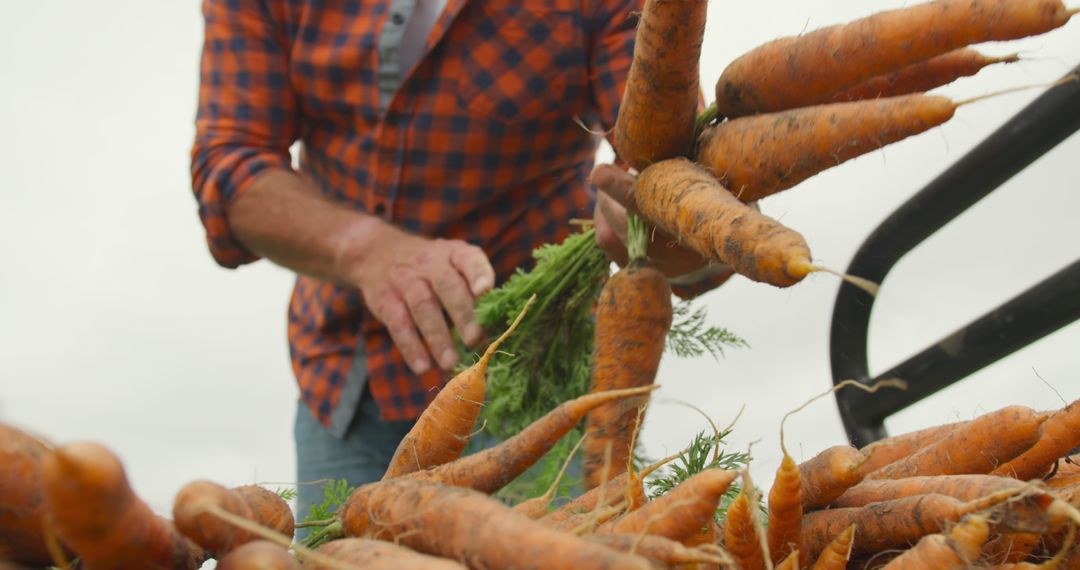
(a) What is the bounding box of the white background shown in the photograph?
[2,0,1079,527]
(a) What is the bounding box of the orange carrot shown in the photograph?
[310,537,467,569]
[513,433,587,519]
[856,420,969,476]
[215,540,300,570]
[633,157,814,288]
[775,549,799,570]
[982,532,1043,565]
[41,441,205,570]
[339,478,653,570]
[383,298,531,479]
[696,94,959,203]
[232,485,296,540]
[173,480,258,556]
[586,533,728,567]
[0,423,59,565]
[833,49,1019,102]
[613,0,707,171]
[880,513,990,569]
[811,524,855,570]
[724,491,766,570]
[598,469,737,543]
[768,454,806,564]
[1058,456,1080,478]
[832,474,1025,508]
[583,263,672,489]
[799,445,870,510]
[408,385,657,494]
[713,0,1075,117]
[867,406,1047,480]
[802,491,1014,560]
[1050,475,1080,490]
[994,399,1080,481]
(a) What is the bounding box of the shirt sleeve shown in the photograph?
[190,0,298,268]
[584,0,642,135]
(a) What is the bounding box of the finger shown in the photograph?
[449,243,495,297]
[429,267,483,347]
[401,280,458,371]
[596,192,628,245]
[588,163,637,211]
[593,198,629,268]
[375,293,432,375]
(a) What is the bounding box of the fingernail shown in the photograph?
[440,349,459,370]
[472,277,492,295]
[412,359,430,374]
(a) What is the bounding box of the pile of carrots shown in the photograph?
[3,0,1080,568]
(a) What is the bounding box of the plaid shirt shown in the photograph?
[191,0,645,428]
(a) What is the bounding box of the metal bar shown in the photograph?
[840,259,1080,431]
[830,64,1080,447]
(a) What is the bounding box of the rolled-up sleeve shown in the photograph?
[190,0,298,268]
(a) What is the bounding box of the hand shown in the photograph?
[591,163,721,278]
[346,222,495,375]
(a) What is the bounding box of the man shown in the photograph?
[190,0,729,519]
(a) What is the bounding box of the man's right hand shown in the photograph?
[342,221,495,375]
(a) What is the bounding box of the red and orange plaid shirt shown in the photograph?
[191,0,648,430]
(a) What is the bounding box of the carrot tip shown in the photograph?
[1068,7,1079,17]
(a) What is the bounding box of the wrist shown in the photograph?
[332,213,399,287]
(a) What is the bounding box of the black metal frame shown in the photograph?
[829,64,1080,448]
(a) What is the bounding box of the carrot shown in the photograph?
[868,405,1047,480]
[633,157,814,288]
[832,49,1019,102]
[0,423,58,565]
[810,524,855,570]
[802,490,1015,560]
[173,480,259,556]
[583,262,672,489]
[1050,475,1080,490]
[713,0,1075,117]
[513,433,587,519]
[767,452,806,565]
[1058,456,1080,478]
[832,474,1026,508]
[382,297,532,479]
[982,532,1043,565]
[339,478,653,570]
[598,469,737,543]
[696,94,958,203]
[856,420,969,476]
[775,549,799,570]
[40,441,205,570]
[408,385,658,494]
[215,540,300,570]
[880,513,990,569]
[723,490,766,570]
[799,445,870,510]
[586,533,729,567]
[994,399,1080,481]
[612,0,707,171]
[309,537,467,570]
[232,484,296,540]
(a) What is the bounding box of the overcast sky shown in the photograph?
[2,0,1079,524]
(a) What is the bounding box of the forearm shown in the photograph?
[228,168,387,285]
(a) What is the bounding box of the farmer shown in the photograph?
[189,0,729,518]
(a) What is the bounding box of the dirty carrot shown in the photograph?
[0,423,58,565]
[799,445,870,510]
[880,513,990,569]
[775,549,799,570]
[583,261,672,489]
[339,478,654,570]
[586,533,729,567]
[634,157,815,288]
[832,474,1025,508]
[41,441,205,570]
[993,399,1080,481]
[696,93,960,203]
[855,419,969,477]
[598,469,737,543]
[831,49,1019,102]
[811,524,855,570]
[724,490,767,570]
[173,480,258,556]
[981,532,1043,565]
[232,485,296,540]
[713,0,1075,117]
[867,405,1047,480]
[409,385,658,494]
[215,540,300,570]
[383,296,533,479]
[613,0,707,171]
[310,538,467,570]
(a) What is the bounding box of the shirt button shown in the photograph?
[390,12,405,25]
